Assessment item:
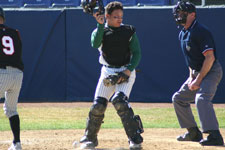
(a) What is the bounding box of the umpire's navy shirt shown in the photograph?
[179,19,217,71]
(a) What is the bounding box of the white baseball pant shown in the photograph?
[0,67,23,118]
[94,66,136,100]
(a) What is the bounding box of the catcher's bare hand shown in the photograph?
[93,12,104,24]
[117,69,130,84]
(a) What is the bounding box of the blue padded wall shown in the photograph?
[4,8,225,103]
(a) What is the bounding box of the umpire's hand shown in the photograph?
[93,12,104,24]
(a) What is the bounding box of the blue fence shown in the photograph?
[4,8,225,103]
[0,0,175,8]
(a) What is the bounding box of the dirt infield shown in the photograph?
[0,102,225,150]
[1,129,225,150]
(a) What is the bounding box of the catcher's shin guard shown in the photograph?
[80,97,108,146]
[111,92,144,144]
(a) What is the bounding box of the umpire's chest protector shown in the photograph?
[102,25,135,66]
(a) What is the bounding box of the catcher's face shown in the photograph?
[106,9,123,27]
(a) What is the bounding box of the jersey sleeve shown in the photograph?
[91,23,104,48]
[195,29,215,54]
[127,33,141,71]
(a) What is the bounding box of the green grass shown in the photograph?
[0,106,225,131]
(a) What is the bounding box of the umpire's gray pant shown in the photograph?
[172,61,223,132]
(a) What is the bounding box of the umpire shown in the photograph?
[172,1,224,146]
[0,7,24,150]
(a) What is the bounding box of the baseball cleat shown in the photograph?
[129,141,142,150]
[200,137,224,146]
[177,130,202,142]
[80,141,96,149]
[200,130,224,146]
[73,141,96,150]
[8,142,22,150]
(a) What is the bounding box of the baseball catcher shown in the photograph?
[74,1,144,150]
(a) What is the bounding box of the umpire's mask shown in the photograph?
[173,1,196,25]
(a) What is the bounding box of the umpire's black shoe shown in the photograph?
[200,130,224,146]
[177,127,203,142]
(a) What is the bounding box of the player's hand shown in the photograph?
[123,69,131,77]
[117,69,131,84]
[188,79,200,91]
[93,12,104,24]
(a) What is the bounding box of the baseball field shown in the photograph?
[0,102,225,150]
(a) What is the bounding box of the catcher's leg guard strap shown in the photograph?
[111,92,144,144]
[82,97,108,143]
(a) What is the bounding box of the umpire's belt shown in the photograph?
[104,65,121,68]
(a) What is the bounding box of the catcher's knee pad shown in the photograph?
[111,92,130,114]
[90,97,108,116]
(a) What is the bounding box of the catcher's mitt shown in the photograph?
[103,72,129,87]
[81,0,105,15]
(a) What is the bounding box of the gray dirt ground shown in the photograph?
[0,102,225,150]
[1,128,225,150]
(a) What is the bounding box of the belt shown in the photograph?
[104,65,121,68]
